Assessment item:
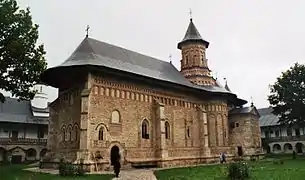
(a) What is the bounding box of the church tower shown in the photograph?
[178,18,215,86]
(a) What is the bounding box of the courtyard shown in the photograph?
[1,156,305,180]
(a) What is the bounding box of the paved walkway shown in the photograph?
[25,167,157,180]
[111,169,157,180]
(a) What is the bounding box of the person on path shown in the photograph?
[219,152,223,164]
[222,152,226,163]
[113,154,121,178]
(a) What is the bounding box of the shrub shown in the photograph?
[232,157,243,162]
[58,158,85,177]
[273,159,284,165]
[228,162,249,180]
[250,155,257,162]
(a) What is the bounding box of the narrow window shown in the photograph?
[187,126,190,138]
[165,122,170,139]
[99,127,104,140]
[186,55,189,64]
[142,120,149,139]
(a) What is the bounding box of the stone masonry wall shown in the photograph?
[229,114,262,156]
[46,86,83,162]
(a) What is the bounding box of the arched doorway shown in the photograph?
[296,143,305,153]
[237,146,243,156]
[110,146,120,165]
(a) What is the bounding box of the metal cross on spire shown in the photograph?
[189,8,193,20]
[85,25,90,38]
[169,53,172,64]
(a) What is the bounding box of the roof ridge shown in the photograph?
[87,37,172,65]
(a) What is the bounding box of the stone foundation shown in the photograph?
[40,152,265,172]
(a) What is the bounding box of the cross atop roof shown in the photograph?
[85,25,90,38]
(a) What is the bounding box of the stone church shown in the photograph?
[41,18,262,171]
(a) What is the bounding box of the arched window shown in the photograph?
[61,126,66,142]
[73,124,79,141]
[67,125,72,141]
[99,127,104,141]
[165,121,170,139]
[142,119,149,139]
[111,110,121,123]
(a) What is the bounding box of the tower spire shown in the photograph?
[177,17,209,49]
[178,16,213,86]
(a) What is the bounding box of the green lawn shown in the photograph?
[154,158,305,180]
[0,164,113,180]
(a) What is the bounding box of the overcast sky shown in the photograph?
[14,0,305,108]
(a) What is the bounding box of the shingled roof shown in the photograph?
[229,106,260,117]
[42,37,246,104]
[177,18,209,49]
[258,107,280,127]
[0,97,48,124]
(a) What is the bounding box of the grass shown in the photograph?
[0,164,113,180]
[154,157,305,180]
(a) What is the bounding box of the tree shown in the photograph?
[268,63,305,125]
[0,0,47,102]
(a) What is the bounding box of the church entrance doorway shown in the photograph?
[110,145,120,165]
[237,146,243,156]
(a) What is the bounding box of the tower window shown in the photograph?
[185,55,189,64]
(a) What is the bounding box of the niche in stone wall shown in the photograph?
[216,114,224,146]
[185,118,193,147]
